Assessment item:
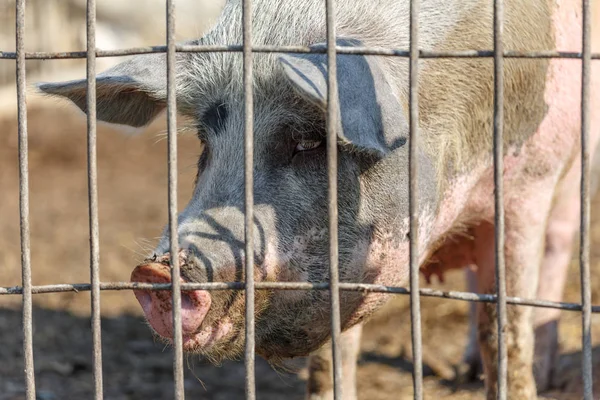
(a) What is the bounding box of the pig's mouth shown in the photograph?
[130,261,233,352]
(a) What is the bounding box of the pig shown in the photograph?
[39,0,600,398]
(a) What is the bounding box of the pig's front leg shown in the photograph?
[472,180,555,399]
[305,323,362,400]
[455,268,483,384]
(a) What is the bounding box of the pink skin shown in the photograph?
[419,0,600,393]
[130,260,232,350]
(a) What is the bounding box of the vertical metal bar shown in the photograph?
[579,0,593,398]
[166,0,184,398]
[15,0,36,399]
[325,0,343,399]
[242,0,256,398]
[493,0,507,398]
[408,0,423,398]
[86,0,103,398]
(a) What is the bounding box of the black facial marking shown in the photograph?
[197,148,209,173]
[202,102,228,134]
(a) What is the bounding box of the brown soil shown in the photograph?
[0,101,599,400]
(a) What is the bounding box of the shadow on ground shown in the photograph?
[0,306,307,400]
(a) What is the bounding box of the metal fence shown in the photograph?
[0,0,597,399]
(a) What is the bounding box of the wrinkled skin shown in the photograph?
[39,0,600,399]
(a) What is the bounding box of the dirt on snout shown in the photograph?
[0,102,599,400]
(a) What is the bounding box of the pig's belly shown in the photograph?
[422,0,600,278]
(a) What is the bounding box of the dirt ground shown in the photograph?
[1,100,599,400]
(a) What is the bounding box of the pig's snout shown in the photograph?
[130,258,214,345]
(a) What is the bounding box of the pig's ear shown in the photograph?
[278,39,407,157]
[38,54,168,128]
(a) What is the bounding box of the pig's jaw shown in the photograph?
[180,319,233,352]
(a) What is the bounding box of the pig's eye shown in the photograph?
[294,140,323,153]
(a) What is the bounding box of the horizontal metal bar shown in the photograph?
[2,46,600,60]
[2,281,599,313]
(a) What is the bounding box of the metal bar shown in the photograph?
[85,0,103,398]
[493,0,507,398]
[325,0,343,398]
[2,281,600,312]
[165,0,185,398]
[408,0,423,398]
[4,46,600,60]
[15,0,36,398]
[579,0,593,398]
[242,0,256,398]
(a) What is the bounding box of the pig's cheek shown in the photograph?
[356,239,410,286]
[261,251,309,283]
[342,240,410,328]
[259,241,282,281]
[260,240,310,282]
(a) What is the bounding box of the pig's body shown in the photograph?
[40,0,599,398]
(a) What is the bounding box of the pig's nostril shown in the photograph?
[131,261,212,339]
[136,291,153,315]
[180,290,212,335]
[182,293,194,310]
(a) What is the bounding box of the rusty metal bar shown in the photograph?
[2,281,600,312]
[165,0,185,398]
[579,0,593,398]
[493,0,507,398]
[408,0,423,398]
[242,0,256,398]
[15,0,36,399]
[3,46,600,60]
[325,0,343,398]
[85,0,103,398]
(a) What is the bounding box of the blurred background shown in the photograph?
[0,1,598,399]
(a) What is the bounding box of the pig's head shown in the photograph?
[39,38,436,363]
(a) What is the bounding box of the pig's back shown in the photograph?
[415,0,555,187]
